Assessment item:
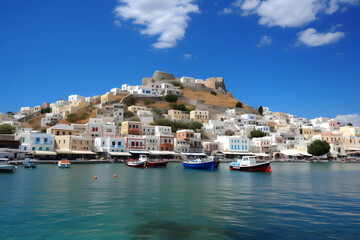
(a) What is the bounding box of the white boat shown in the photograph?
[0,158,17,173]
[24,158,38,168]
[58,160,71,168]
[126,155,147,168]
[229,156,272,172]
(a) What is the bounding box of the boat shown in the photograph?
[23,158,37,168]
[0,158,17,173]
[183,156,219,170]
[126,155,147,168]
[58,160,71,168]
[229,156,272,172]
[147,158,168,167]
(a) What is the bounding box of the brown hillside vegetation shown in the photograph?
[182,89,250,109]
[22,113,46,129]
[140,100,191,110]
[57,106,97,125]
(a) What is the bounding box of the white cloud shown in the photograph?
[336,113,360,127]
[219,8,233,15]
[114,0,200,49]
[257,35,272,47]
[298,28,345,47]
[183,53,192,59]
[229,0,359,28]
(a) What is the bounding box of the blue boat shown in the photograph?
[183,157,219,170]
[24,158,37,168]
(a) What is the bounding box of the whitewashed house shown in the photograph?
[216,136,250,152]
[137,110,154,124]
[41,113,63,127]
[180,76,195,83]
[68,94,86,102]
[94,136,126,153]
[20,132,55,152]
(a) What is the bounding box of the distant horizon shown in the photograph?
[1,1,359,125]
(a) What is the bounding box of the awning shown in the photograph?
[280,150,301,156]
[56,149,95,154]
[72,151,96,155]
[33,151,57,156]
[150,151,179,155]
[129,150,150,154]
[109,152,132,156]
[255,153,269,157]
[299,152,312,157]
[222,151,255,156]
[181,153,207,156]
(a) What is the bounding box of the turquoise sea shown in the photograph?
[1,163,360,240]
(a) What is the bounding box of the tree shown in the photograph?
[41,107,51,114]
[235,102,243,108]
[0,124,15,134]
[40,128,47,133]
[170,103,187,111]
[123,96,137,106]
[165,94,178,103]
[308,140,330,156]
[6,111,14,116]
[347,123,353,126]
[66,113,78,123]
[258,105,263,115]
[299,128,303,134]
[249,130,268,138]
[124,110,134,118]
[225,130,235,136]
[210,91,217,96]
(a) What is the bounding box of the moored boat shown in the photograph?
[229,156,272,172]
[24,158,37,168]
[147,159,168,167]
[183,156,219,170]
[0,158,17,173]
[58,160,71,168]
[126,155,147,168]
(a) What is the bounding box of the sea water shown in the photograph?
[0,163,360,239]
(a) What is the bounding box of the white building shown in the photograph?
[180,76,195,83]
[217,136,250,152]
[144,135,159,151]
[94,136,126,153]
[41,113,63,127]
[155,126,172,136]
[68,94,86,102]
[110,88,122,95]
[20,132,55,152]
[137,110,154,124]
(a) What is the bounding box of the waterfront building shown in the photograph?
[121,121,142,136]
[125,137,146,151]
[20,132,55,152]
[217,135,249,152]
[94,136,126,153]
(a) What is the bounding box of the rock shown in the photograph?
[226,91,234,98]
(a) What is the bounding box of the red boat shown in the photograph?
[147,159,168,167]
[126,155,147,168]
[229,156,272,172]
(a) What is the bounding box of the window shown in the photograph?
[36,138,40,143]
[22,137,25,143]
[44,138,48,144]
[46,147,49,151]
[24,147,27,151]
[32,147,35,150]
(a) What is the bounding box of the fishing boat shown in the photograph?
[229,156,272,172]
[147,158,168,167]
[58,160,71,168]
[126,155,147,168]
[23,158,37,168]
[183,156,219,170]
[0,158,16,173]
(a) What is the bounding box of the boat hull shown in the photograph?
[183,161,215,170]
[0,166,16,173]
[147,160,168,167]
[230,161,271,172]
[24,163,37,168]
[126,161,147,168]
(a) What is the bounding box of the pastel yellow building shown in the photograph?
[168,110,190,121]
[340,126,360,137]
[71,100,89,108]
[55,135,92,151]
[190,110,209,123]
[128,106,147,114]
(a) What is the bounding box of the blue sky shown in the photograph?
[0,0,359,124]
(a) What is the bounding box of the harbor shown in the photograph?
[1,162,360,239]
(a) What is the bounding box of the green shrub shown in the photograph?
[143,99,155,105]
[80,112,89,120]
[249,130,268,138]
[210,91,217,96]
[308,140,330,156]
[41,107,51,114]
[0,124,15,134]
[66,113,78,123]
[236,102,243,108]
[165,94,178,103]
[151,119,202,132]
[124,110,134,118]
